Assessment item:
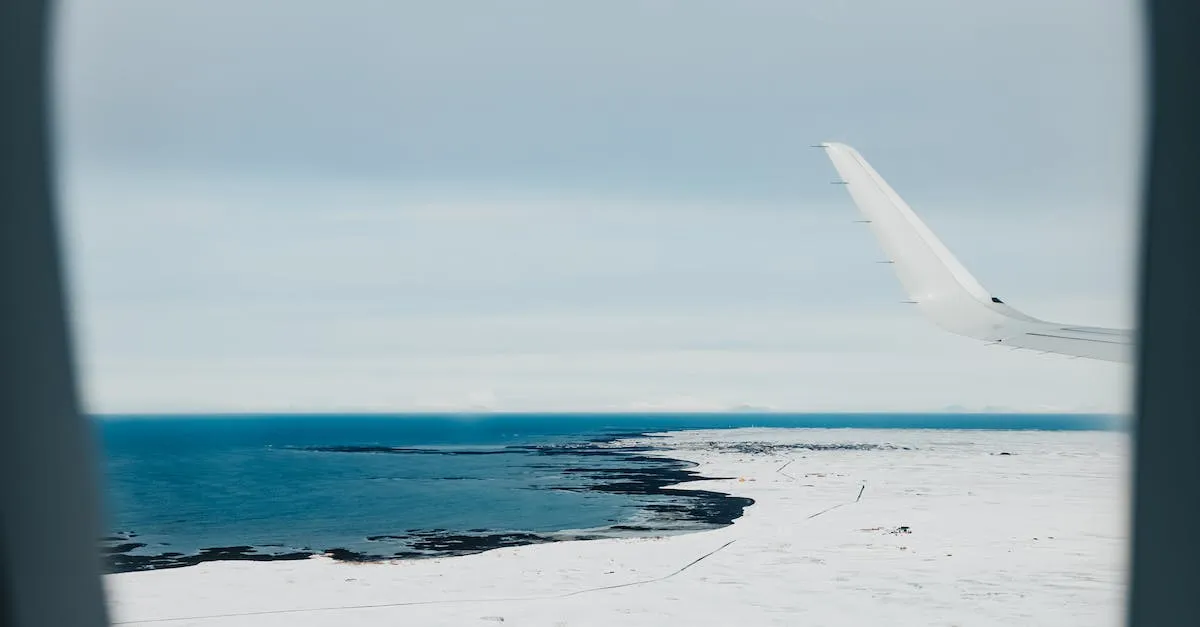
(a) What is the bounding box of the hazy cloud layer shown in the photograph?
[55,1,1141,413]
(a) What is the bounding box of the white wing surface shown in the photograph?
[820,142,1132,363]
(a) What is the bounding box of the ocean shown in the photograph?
[95,413,1119,573]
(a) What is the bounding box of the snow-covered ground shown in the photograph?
[104,428,1129,626]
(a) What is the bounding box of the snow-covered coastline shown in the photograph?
[104,428,1129,626]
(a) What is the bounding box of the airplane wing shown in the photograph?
[819,141,1132,363]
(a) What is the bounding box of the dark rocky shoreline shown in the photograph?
[102,433,753,574]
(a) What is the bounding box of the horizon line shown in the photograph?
[88,409,1125,418]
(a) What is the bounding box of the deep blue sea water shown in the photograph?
[95,412,1119,572]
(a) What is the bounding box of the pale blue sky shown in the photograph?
[55,0,1141,413]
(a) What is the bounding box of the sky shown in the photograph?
[53,0,1143,414]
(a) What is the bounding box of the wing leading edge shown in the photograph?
[819,141,1132,363]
